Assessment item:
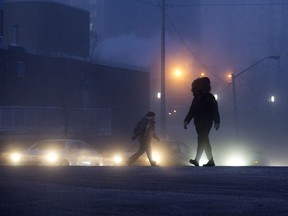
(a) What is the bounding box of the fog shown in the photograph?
[3,0,288,165]
[54,0,288,165]
[111,0,286,165]
[88,0,288,166]
[99,33,160,68]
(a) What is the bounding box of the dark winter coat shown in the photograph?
[132,117,159,140]
[184,93,220,126]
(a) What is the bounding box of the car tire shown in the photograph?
[60,159,70,166]
[94,160,102,166]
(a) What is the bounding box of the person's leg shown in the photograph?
[127,140,146,165]
[189,127,204,166]
[192,123,212,165]
[145,139,156,166]
[202,125,215,166]
[204,137,213,160]
[194,126,207,163]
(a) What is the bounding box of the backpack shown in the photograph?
[133,120,142,135]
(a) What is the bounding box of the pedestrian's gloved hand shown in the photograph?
[214,123,220,131]
[184,121,188,129]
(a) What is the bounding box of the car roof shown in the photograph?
[157,140,187,146]
[36,139,86,143]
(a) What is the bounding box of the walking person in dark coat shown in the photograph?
[128,111,160,166]
[184,77,220,166]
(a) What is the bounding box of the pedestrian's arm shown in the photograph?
[152,132,160,141]
[132,119,148,140]
[213,101,220,124]
[209,95,220,130]
[184,101,194,128]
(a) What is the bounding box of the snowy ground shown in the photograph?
[0,166,287,216]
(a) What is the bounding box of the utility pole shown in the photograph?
[160,0,166,138]
[232,55,280,137]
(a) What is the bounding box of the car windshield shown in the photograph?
[29,141,66,150]
[155,141,179,151]
[167,142,180,152]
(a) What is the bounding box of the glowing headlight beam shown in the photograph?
[226,156,246,166]
[46,152,58,162]
[113,155,123,165]
[11,153,21,163]
[152,152,160,164]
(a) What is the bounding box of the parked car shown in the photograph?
[219,147,267,166]
[112,140,193,166]
[9,139,103,166]
[248,151,268,166]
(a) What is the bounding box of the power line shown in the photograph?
[165,14,226,83]
[134,0,288,8]
[134,0,159,7]
[169,2,288,8]
[133,0,231,83]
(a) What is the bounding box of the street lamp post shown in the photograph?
[232,55,280,136]
[160,0,166,138]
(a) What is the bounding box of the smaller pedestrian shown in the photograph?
[127,111,160,166]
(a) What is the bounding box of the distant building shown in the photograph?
[0,1,150,146]
[0,47,149,145]
[2,1,89,58]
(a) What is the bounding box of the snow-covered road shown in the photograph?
[1,166,287,215]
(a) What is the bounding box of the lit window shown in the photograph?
[269,96,275,103]
[157,92,161,99]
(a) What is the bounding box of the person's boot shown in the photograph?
[151,161,157,166]
[203,159,215,167]
[126,159,132,166]
[189,159,199,166]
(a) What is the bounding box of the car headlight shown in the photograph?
[225,155,246,166]
[46,152,58,162]
[113,155,123,165]
[152,152,161,163]
[10,152,21,163]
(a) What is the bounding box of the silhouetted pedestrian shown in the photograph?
[184,77,220,166]
[128,111,160,166]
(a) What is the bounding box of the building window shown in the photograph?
[0,10,3,37]
[0,10,4,39]
[17,61,26,78]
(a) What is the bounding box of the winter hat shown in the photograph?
[146,111,156,117]
[191,77,211,95]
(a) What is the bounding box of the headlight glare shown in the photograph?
[225,156,246,166]
[46,152,58,162]
[152,152,160,163]
[113,155,123,164]
[11,152,21,163]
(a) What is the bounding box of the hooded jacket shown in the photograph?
[184,92,220,126]
[133,117,159,140]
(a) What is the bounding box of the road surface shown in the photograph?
[1,166,288,215]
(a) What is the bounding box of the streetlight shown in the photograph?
[174,69,183,78]
[231,55,280,136]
